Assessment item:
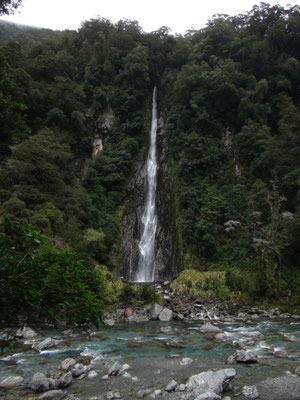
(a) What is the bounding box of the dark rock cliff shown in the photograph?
[119,117,179,282]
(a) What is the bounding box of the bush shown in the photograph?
[0,218,106,327]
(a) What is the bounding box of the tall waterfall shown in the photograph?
[135,87,158,282]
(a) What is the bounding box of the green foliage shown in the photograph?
[0,218,105,327]
[138,285,162,304]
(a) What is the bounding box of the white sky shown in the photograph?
[0,0,297,34]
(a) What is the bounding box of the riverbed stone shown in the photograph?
[165,379,177,391]
[227,350,258,364]
[158,307,173,322]
[71,363,86,377]
[106,391,121,400]
[194,392,221,400]
[0,375,24,388]
[108,361,121,376]
[149,303,163,320]
[186,368,236,395]
[241,331,264,339]
[37,390,64,399]
[87,371,98,379]
[124,307,134,317]
[16,326,37,339]
[242,385,259,399]
[60,358,76,371]
[33,337,57,351]
[30,372,50,392]
[200,323,223,333]
[57,371,72,388]
[120,363,131,373]
[180,357,193,365]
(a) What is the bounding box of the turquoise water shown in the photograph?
[1,319,300,398]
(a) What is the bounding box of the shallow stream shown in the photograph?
[1,319,300,399]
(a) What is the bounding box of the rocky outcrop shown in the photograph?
[119,116,179,282]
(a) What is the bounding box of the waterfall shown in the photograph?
[134,87,158,282]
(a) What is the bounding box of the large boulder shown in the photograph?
[149,303,163,320]
[195,392,221,400]
[15,326,37,339]
[37,390,64,399]
[30,372,50,392]
[33,338,58,352]
[60,358,76,371]
[200,323,223,334]
[57,372,72,388]
[186,368,236,396]
[227,350,258,364]
[158,307,173,322]
[0,375,24,388]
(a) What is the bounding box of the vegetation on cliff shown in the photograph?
[0,3,299,316]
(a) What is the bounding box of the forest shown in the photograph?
[0,2,300,326]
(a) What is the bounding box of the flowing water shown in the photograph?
[135,87,158,283]
[1,319,300,399]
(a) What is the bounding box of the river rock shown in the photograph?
[227,350,258,364]
[242,385,259,399]
[87,371,98,379]
[16,326,37,339]
[186,368,236,395]
[158,307,173,321]
[294,365,300,375]
[160,326,172,333]
[60,358,76,371]
[106,391,121,399]
[71,363,86,377]
[0,375,24,388]
[37,390,64,399]
[215,333,227,341]
[57,371,72,388]
[31,372,50,392]
[149,303,163,320]
[195,392,221,400]
[241,331,264,339]
[200,323,223,333]
[124,307,134,317]
[165,379,177,392]
[273,348,289,358]
[33,337,57,351]
[178,383,186,391]
[108,361,121,376]
[120,363,131,373]
[180,357,193,365]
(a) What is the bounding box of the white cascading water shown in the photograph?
[135,87,158,282]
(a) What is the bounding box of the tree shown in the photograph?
[0,0,22,15]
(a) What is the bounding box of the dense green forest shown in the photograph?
[1,2,300,324]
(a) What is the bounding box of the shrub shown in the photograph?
[0,218,106,327]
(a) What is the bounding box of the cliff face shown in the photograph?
[119,117,179,282]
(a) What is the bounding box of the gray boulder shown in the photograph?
[60,358,76,371]
[16,326,37,339]
[241,331,264,339]
[149,303,163,320]
[37,390,64,399]
[200,323,223,334]
[57,371,72,388]
[108,361,121,376]
[71,363,86,378]
[33,337,57,351]
[165,379,177,392]
[0,375,24,388]
[242,385,259,399]
[158,307,173,322]
[195,392,221,400]
[30,372,50,392]
[186,368,236,396]
[227,350,258,364]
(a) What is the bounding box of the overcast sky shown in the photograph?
[0,0,296,34]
